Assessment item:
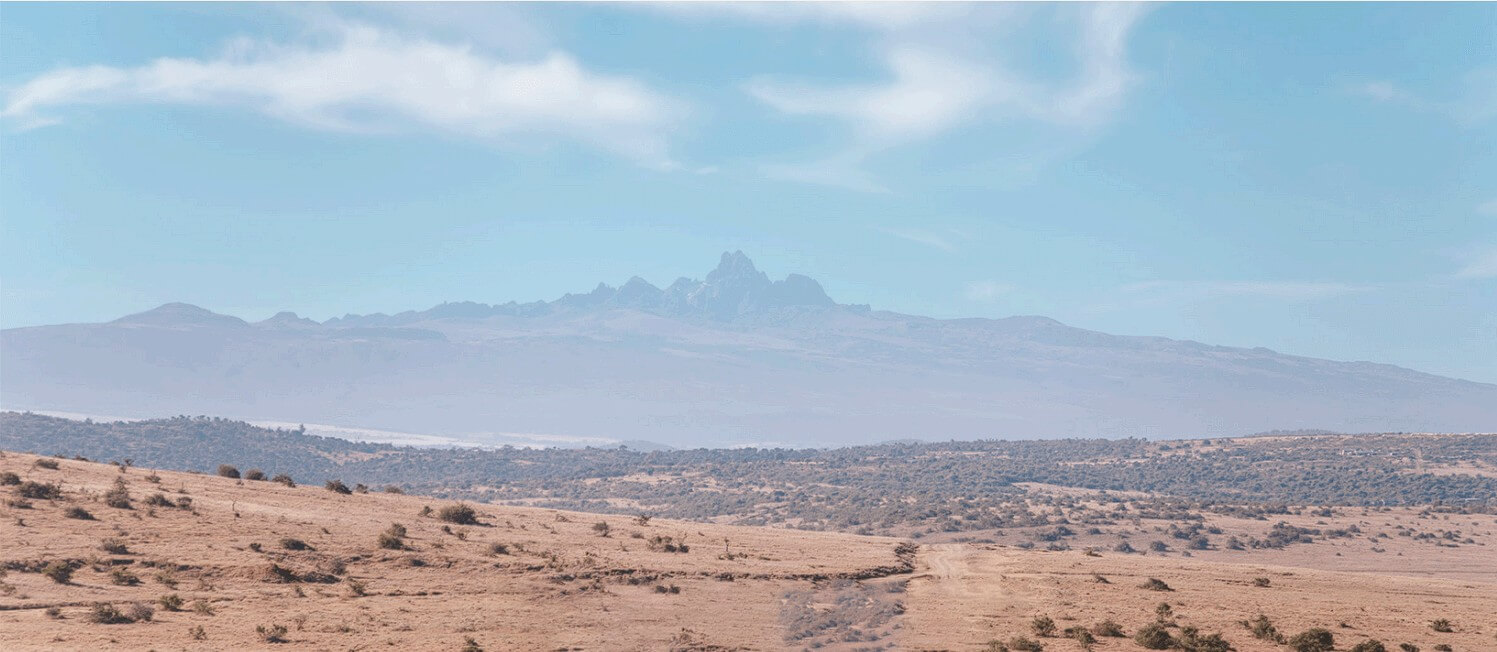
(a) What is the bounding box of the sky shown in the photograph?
[1,2,1494,384]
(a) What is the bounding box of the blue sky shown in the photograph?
[2,2,1494,383]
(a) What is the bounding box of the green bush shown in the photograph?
[1134,623,1174,650]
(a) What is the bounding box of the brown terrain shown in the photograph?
[2,451,1493,651]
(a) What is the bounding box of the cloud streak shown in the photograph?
[876,226,958,252]
[2,24,685,167]
[741,3,1149,191]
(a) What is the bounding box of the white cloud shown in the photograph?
[2,24,685,167]
[876,226,957,252]
[1454,247,1497,280]
[740,3,1148,191]
[1478,199,1497,217]
[965,280,1014,302]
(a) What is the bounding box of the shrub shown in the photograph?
[1175,627,1233,652]
[1398,645,1418,652]
[101,537,130,554]
[1031,615,1057,637]
[1134,623,1175,649]
[1091,620,1125,637]
[193,600,215,615]
[0,471,19,485]
[1246,614,1282,642]
[44,606,62,619]
[1429,619,1453,633]
[382,485,404,494]
[1432,645,1451,652]
[244,469,266,481]
[1253,577,1271,587]
[15,480,61,500]
[257,623,289,643]
[488,542,510,556]
[592,521,611,537]
[103,477,132,509]
[216,465,240,479]
[437,503,479,525]
[1064,626,1096,647]
[110,568,141,586]
[324,479,351,495]
[190,625,207,640]
[42,561,75,584]
[279,538,312,551]
[1286,628,1335,652]
[346,579,366,597]
[462,637,483,652]
[1005,636,1044,652]
[158,593,184,611]
[1351,640,1388,652]
[1140,577,1173,591]
[64,506,94,520]
[34,458,60,470]
[88,603,132,624]
[272,474,295,487]
[144,493,175,508]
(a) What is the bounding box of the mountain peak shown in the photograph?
[706,250,766,284]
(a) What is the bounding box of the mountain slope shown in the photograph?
[2,252,1493,445]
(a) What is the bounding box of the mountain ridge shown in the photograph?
[3,252,1493,445]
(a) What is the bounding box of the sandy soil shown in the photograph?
[2,452,1493,651]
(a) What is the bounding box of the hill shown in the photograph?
[5,253,1495,447]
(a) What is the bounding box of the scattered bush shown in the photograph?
[279,537,312,551]
[378,524,408,550]
[1350,640,1388,652]
[42,561,75,584]
[0,471,20,485]
[190,624,207,640]
[1031,615,1057,637]
[1253,577,1271,587]
[1091,620,1125,637]
[1134,623,1175,650]
[324,479,351,495]
[103,477,132,509]
[592,521,612,537]
[437,503,479,525]
[193,600,215,616]
[1398,645,1418,652]
[143,493,175,508]
[88,603,132,624]
[382,485,404,494]
[110,568,141,586]
[44,606,62,619]
[488,542,510,556]
[1286,628,1335,652]
[244,469,266,481]
[1175,627,1233,652]
[101,537,130,554]
[1064,626,1096,647]
[15,480,61,500]
[272,474,295,487]
[1246,614,1283,643]
[1430,619,1453,633]
[64,506,94,520]
[1140,577,1173,591]
[257,623,289,643]
[462,637,483,652]
[158,593,184,611]
[34,458,60,470]
[1004,636,1044,652]
[216,465,240,479]
[346,579,367,597]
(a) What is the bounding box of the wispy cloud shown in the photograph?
[1349,67,1497,126]
[875,226,958,252]
[965,280,1014,303]
[1123,280,1372,301]
[738,4,1148,192]
[1454,246,1497,280]
[2,24,685,167]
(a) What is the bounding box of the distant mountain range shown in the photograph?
[3,252,1493,447]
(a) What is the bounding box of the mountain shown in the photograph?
[2,252,1493,446]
